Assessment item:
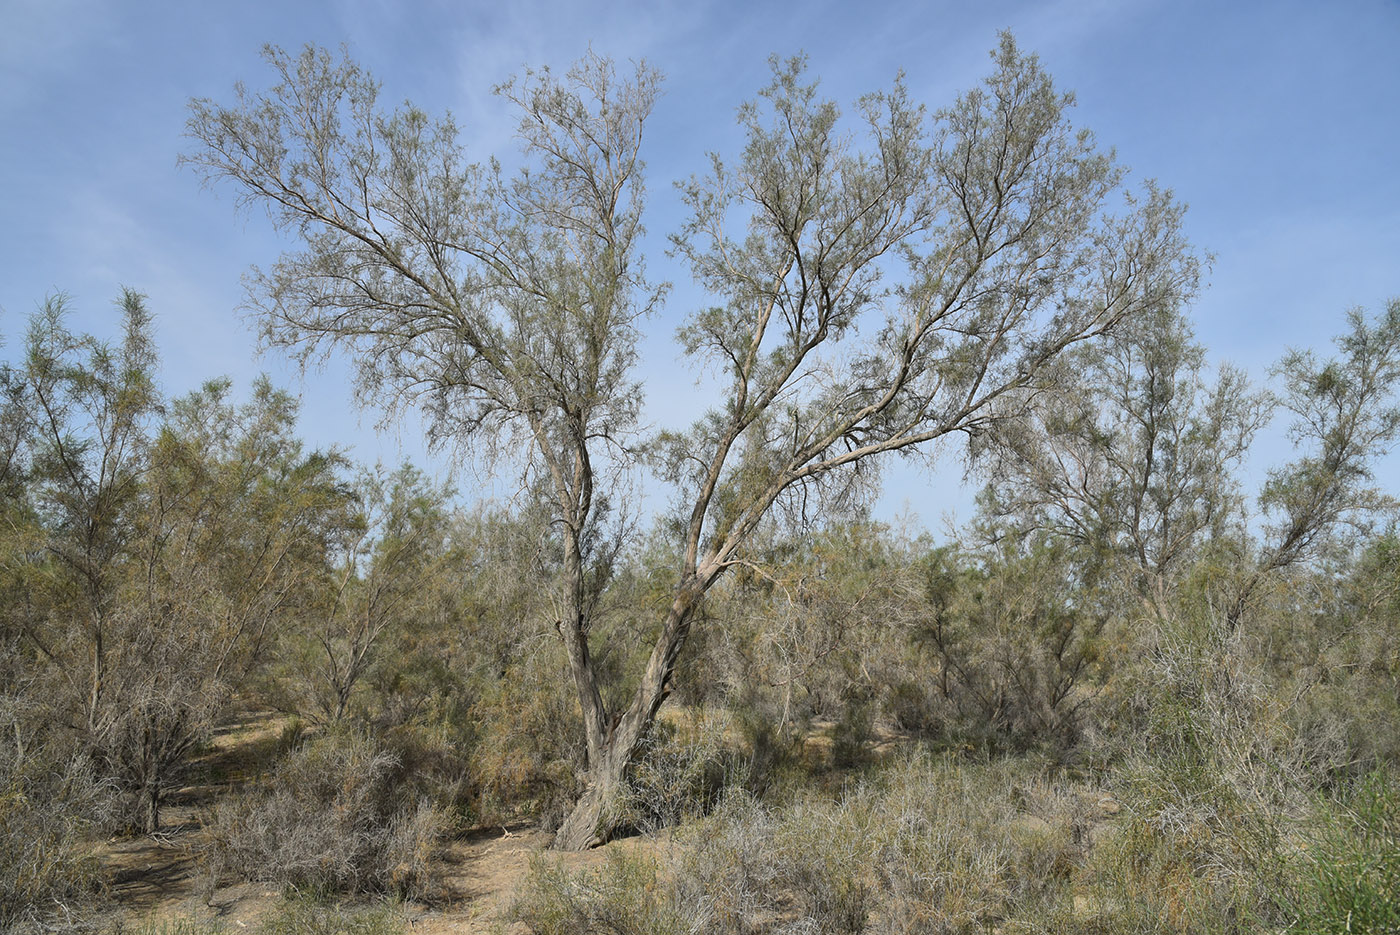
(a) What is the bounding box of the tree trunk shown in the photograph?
[553,581,702,850]
[552,739,632,850]
[144,778,160,834]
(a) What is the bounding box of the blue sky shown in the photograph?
[2,0,1397,532]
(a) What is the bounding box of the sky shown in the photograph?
[2,0,1397,534]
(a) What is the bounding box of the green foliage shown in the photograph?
[1263,302,1400,556]
[900,536,1108,754]
[256,896,407,935]
[125,899,406,935]
[977,301,1268,613]
[1291,769,1400,934]
[468,639,585,831]
[266,463,455,727]
[2,295,357,833]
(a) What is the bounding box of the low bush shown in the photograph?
[618,708,735,835]
[508,851,692,935]
[1075,614,1309,933]
[202,731,444,899]
[511,753,1098,934]
[257,896,407,935]
[468,649,584,832]
[1289,768,1400,934]
[882,678,944,737]
[124,898,406,935]
[828,699,876,770]
[0,748,109,933]
[123,917,226,935]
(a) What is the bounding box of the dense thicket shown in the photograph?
[4,34,1399,933]
[3,291,1396,933]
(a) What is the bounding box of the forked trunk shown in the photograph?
[553,582,701,850]
[552,736,633,850]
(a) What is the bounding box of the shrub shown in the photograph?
[1290,769,1400,934]
[680,791,878,935]
[618,709,735,835]
[126,899,406,935]
[900,540,1107,757]
[124,917,226,935]
[1077,614,1307,932]
[883,678,943,737]
[511,754,1095,935]
[257,896,407,935]
[726,685,805,801]
[468,648,584,831]
[671,793,779,933]
[0,748,109,932]
[861,755,1085,933]
[828,699,875,770]
[202,731,444,898]
[508,851,693,935]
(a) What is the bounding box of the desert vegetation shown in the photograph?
[2,35,1398,935]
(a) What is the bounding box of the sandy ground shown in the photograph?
[102,816,668,934]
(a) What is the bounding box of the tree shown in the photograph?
[274,463,453,725]
[185,35,1199,847]
[7,294,350,831]
[976,298,1400,630]
[974,302,1271,618]
[1238,302,1400,623]
[19,292,160,752]
[106,376,349,831]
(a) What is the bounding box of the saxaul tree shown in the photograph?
[1237,301,1400,626]
[279,463,453,725]
[7,294,351,831]
[108,376,349,832]
[976,297,1400,629]
[186,35,1199,847]
[19,293,160,749]
[975,302,1272,618]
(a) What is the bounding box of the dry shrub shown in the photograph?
[1078,615,1310,933]
[469,647,584,831]
[202,731,444,898]
[670,794,778,933]
[0,748,110,932]
[883,678,943,737]
[125,918,227,935]
[688,755,1097,934]
[256,895,407,935]
[618,708,736,834]
[892,541,1108,758]
[511,754,1099,935]
[129,898,406,935]
[859,756,1086,933]
[508,850,692,935]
